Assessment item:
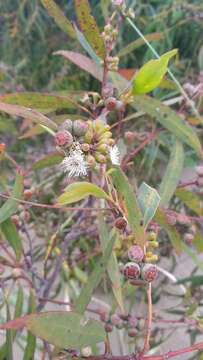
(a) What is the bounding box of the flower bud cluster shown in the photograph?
[102,23,118,49]
[99,309,139,337]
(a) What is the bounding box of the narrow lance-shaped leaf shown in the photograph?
[54,51,103,81]
[138,182,160,228]
[0,102,57,130]
[74,0,105,59]
[175,188,203,216]
[23,289,36,360]
[0,219,22,261]
[0,172,24,224]
[132,95,202,157]
[57,182,110,205]
[159,140,184,207]
[110,167,144,246]
[99,216,124,313]
[32,152,63,171]
[40,0,75,39]
[132,49,177,94]
[74,231,116,314]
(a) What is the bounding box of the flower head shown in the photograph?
[109,145,120,165]
[61,148,88,178]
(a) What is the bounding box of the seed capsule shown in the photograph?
[55,130,73,148]
[114,217,127,230]
[123,262,140,280]
[142,264,158,282]
[105,97,117,111]
[128,245,144,263]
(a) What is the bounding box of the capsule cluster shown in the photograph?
[99,310,140,338]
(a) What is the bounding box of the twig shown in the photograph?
[142,283,152,354]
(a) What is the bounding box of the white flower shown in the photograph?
[109,145,120,165]
[61,149,88,177]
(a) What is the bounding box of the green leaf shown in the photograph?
[74,24,101,65]
[57,182,109,205]
[137,182,160,228]
[6,303,13,360]
[32,152,63,170]
[23,289,36,360]
[0,102,57,130]
[99,216,124,313]
[0,219,22,261]
[40,0,75,39]
[132,49,177,94]
[0,93,75,112]
[0,172,24,224]
[159,140,184,207]
[132,95,202,157]
[155,208,182,255]
[110,167,144,245]
[75,232,116,314]
[24,312,106,349]
[74,0,105,59]
[13,286,24,339]
[175,188,202,216]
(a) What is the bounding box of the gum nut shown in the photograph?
[114,217,127,230]
[123,262,140,280]
[105,97,117,111]
[142,264,158,282]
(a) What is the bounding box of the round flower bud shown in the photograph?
[111,313,121,326]
[59,119,73,133]
[128,329,137,337]
[114,217,127,230]
[195,165,203,176]
[23,189,33,200]
[95,153,107,164]
[115,100,125,112]
[81,346,92,357]
[124,131,136,144]
[55,130,73,148]
[73,120,88,137]
[142,264,158,282]
[184,233,194,246]
[81,143,90,152]
[87,155,96,168]
[123,262,140,280]
[147,231,157,241]
[105,97,117,111]
[105,323,113,333]
[128,245,144,263]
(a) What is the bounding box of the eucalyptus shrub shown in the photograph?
[0,1,203,359]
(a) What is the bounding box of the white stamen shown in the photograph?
[61,148,88,178]
[109,145,120,166]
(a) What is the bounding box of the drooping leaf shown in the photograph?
[74,0,105,59]
[75,233,116,314]
[175,188,203,216]
[132,95,202,157]
[118,32,164,58]
[0,172,24,224]
[159,140,184,207]
[74,24,101,64]
[57,182,109,205]
[99,216,124,312]
[23,289,36,360]
[0,102,57,130]
[40,0,75,39]
[54,51,103,81]
[32,152,63,170]
[137,182,160,228]
[110,167,144,246]
[0,219,22,261]
[155,208,182,255]
[132,49,177,94]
